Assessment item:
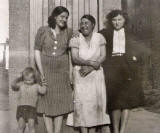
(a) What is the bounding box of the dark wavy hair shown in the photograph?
[48,6,69,29]
[81,14,96,28]
[107,10,128,27]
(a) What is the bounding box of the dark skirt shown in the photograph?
[103,56,144,111]
[37,54,73,116]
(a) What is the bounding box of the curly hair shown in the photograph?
[48,6,69,29]
[106,9,128,27]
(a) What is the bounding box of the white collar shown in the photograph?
[114,28,125,34]
[51,28,57,38]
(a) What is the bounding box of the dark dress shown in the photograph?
[34,26,73,116]
[99,28,144,111]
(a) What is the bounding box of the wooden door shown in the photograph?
[29,0,105,65]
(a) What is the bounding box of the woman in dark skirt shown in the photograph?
[34,6,73,133]
[99,10,144,133]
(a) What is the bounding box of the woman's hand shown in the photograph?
[89,60,100,70]
[79,66,94,77]
[72,30,80,38]
[41,75,47,86]
[42,80,47,87]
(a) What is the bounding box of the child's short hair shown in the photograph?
[22,67,37,82]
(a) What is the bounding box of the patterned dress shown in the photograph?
[34,26,73,116]
[67,33,110,127]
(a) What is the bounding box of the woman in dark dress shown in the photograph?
[34,6,73,133]
[99,10,144,133]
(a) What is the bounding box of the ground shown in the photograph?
[126,108,160,133]
[0,69,160,133]
[1,96,160,133]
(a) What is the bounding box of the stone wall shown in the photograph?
[151,0,160,90]
[122,0,153,91]
[122,0,160,110]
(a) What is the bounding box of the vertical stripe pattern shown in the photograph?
[37,54,73,116]
[35,27,73,116]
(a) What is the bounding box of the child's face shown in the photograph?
[24,73,35,85]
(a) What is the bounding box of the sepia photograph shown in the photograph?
[0,0,160,133]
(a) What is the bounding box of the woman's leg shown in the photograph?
[54,115,63,133]
[28,119,35,133]
[89,127,96,133]
[111,110,121,133]
[120,109,129,133]
[101,125,111,133]
[17,117,26,133]
[81,127,88,133]
[43,115,53,133]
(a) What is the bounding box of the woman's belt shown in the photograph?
[41,50,68,57]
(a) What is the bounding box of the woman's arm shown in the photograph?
[97,44,106,64]
[38,76,47,94]
[34,50,45,79]
[79,66,94,77]
[69,51,73,84]
[79,44,106,77]
[71,48,90,66]
[71,48,100,69]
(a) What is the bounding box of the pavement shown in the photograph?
[0,93,10,133]
[5,106,160,133]
[0,110,10,133]
[126,108,160,133]
[0,86,160,133]
[0,72,160,133]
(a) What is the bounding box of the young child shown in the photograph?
[11,67,47,133]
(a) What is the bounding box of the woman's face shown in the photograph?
[111,14,125,30]
[55,12,69,28]
[80,18,94,37]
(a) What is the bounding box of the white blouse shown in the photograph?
[112,28,126,54]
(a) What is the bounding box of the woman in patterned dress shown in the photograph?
[34,6,73,133]
[67,15,110,133]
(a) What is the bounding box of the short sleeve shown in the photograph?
[67,28,73,41]
[34,26,45,51]
[69,37,80,49]
[99,34,106,46]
